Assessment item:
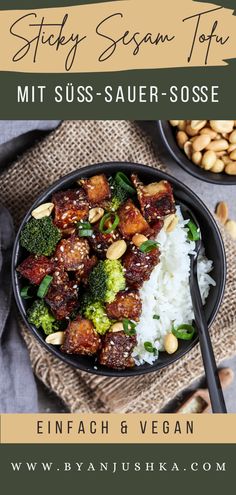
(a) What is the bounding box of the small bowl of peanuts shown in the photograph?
[156,120,236,184]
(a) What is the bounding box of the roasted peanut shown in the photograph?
[177,120,186,131]
[177,131,188,149]
[190,120,207,131]
[222,156,231,165]
[206,139,229,152]
[201,150,217,170]
[229,130,236,144]
[192,151,202,166]
[185,125,199,137]
[183,141,192,159]
[215,202,229,225]
[169,120,179,127]
[31,202,54,219]
[229,149,236,161]
[225,220,236,240]
[164,214,178,233]
[45,332,65,345]
[225,162,236,175]
[200,127,217,139]
[211,159,225,173]
[110,322,124,333]
[106,240,127,260]
[210,121,234,134]
[192,134,211,152]
[132,233,148,247]
[164,333,178,354]
[88,207,104,224]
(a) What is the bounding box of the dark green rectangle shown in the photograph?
[0,0,235,118]
[0,0,235,10]
[0,64,235,119]
[0,443,234,494]
[0,0,117,9]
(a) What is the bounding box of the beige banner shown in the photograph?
[1,414,236,443]
[0,0,235,73]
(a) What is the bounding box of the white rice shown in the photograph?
[133,207,216,365]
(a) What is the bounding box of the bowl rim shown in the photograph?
[156,120,236,186]
[12,161,227,377]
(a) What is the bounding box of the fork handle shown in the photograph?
[190,257,227,413]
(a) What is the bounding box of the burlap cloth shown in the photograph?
[1,120,236,413]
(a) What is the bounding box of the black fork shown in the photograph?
[178,201,227,413]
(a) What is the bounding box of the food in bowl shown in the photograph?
[16,171,215,370]
[169,120,236,175]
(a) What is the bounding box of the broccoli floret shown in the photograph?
[79,291,93,313]
[27,299,59,335]
[88,259,126,303]
[84,301,111,335]
[107,178,129,211]
[20,217,61,256]
[104,260,126,302]
[88,261,107,302]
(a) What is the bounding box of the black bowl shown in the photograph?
[12,162,226,377]
[155,120,236,185]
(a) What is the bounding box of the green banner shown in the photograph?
[0,444,234,493]
[0,0,235,118]
[1,66,235,119]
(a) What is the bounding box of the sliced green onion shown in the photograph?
[153,314,160,320]
[187,220,200,242]
[139,240,159,253]
[99,212,119,234]
[77,221,93,237]
[144,341,157,355]
[172,324,195,340]
[79,229,93,237]
[122,319,136,336]
[115,172,136,194]
[20,285,33,300]
[37,275,53,299]
[78,221,91,229]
